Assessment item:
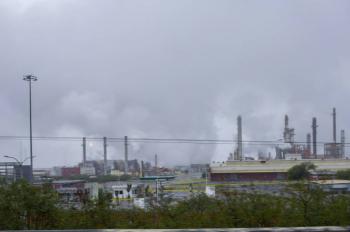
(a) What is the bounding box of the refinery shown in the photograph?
[213,107,349,182]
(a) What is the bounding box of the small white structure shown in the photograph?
[205,186,216,197]
[133,198,145,209]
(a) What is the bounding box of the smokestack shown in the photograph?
[82,137,86,166]
[307,133,311,153]
[341,130,345,158]
[312,118,318,157]
[237,115,243,160]
[333,108,337,143]
[141,160,144,177]
[124,136,128,175]
[103,137,107,175]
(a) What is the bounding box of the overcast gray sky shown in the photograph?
[0,0,350,168]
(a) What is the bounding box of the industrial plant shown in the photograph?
[211,107,350,182]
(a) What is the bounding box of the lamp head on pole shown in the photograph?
[3,155,20,164]
[23,74,38,82]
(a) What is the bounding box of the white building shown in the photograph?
[84,182,101,199]
[111,184,138,199]
[285,153,303,160]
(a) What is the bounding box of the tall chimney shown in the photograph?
[312,118,318,157]
[237,115,243,160]
[124,136,128,175]
[82,137,86,166]
[140,160,144,177]
[333,108,337,143]
[155,154,159,175]
[341,130,345,158]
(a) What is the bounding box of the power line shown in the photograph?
[0,135,349,146]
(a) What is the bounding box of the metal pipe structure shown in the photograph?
[23,74,38,180]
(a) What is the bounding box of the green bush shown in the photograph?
[1,180,350,229]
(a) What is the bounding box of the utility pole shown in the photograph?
[103,137,108,175]
[124,136,128,175]
[82,137,87,166]
[23,74,38,180]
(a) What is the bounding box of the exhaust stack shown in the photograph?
[312,118,318,157]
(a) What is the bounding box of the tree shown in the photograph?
[287,162,316,181]
[285,182,328,226]
[0,181,59,230]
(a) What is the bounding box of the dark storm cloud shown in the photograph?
[0,0,350,167]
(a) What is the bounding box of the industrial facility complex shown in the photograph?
[211,107,350,182]
[1,107,350,208]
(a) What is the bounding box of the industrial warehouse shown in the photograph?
[210,159,350,182]
[210,108,350,182]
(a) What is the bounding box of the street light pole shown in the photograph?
[4,155,21,181]
[23,74,38,179]
[3,155,33,181]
